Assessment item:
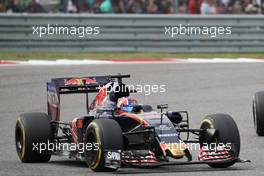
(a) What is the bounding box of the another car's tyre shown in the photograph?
[199,113,240,168]
[15,112,52,162]
[84,119,123,172]
[253,91,264,136]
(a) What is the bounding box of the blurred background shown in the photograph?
[0,0,263,57]
[0,0,263,14]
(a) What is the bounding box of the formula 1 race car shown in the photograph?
[15,74,249,172]
[253,91,264,136]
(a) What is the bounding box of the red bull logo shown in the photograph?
[65,78,97,85]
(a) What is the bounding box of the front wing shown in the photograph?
[104,150,250,169]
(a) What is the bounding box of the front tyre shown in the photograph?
[84,119,123,172]
[199,113,240,168]
[253,91,264,136]
[15,112,52,162]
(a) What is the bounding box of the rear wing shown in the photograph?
[47,74,130,121]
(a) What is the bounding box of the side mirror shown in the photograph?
[166,111,183,124]
[132,105,143,113]
[142,105,153,112]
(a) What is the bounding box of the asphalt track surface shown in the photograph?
[1,63,264,176]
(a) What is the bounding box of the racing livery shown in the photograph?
[15,74,249,172]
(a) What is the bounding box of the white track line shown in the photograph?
[183,58,264,63]
[26,59,113,65]
[1,58,264,66]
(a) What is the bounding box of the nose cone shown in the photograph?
[160,143,186,159]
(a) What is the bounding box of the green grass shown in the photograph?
[0,52,263,60]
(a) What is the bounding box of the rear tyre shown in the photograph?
[253,91,264,136]
[199,113,240,168]
[84,119,123,172]
[15,112,52,162]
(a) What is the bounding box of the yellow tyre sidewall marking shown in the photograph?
[201,117,218,143]
[201,118,214,129]
[89,122,102,170]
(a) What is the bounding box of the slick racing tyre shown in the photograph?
[253,91,264,136]
[84,119,123,172]
[199,113,240,168]
[15,112,52,162]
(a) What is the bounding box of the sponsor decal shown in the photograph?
[47,90,59,107]
[158,133,178,137]
[106,151,121,161]
[158,124,172,130]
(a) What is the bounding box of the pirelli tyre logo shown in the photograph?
[106,151,121,161]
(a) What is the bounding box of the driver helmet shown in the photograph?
[117,96,138,113]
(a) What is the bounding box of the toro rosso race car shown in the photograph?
[15,74,249,172]
[253,91,264,136]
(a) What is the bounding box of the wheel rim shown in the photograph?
[200,120,217,144]
[86,132,99,167]
[15,125,23,155]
